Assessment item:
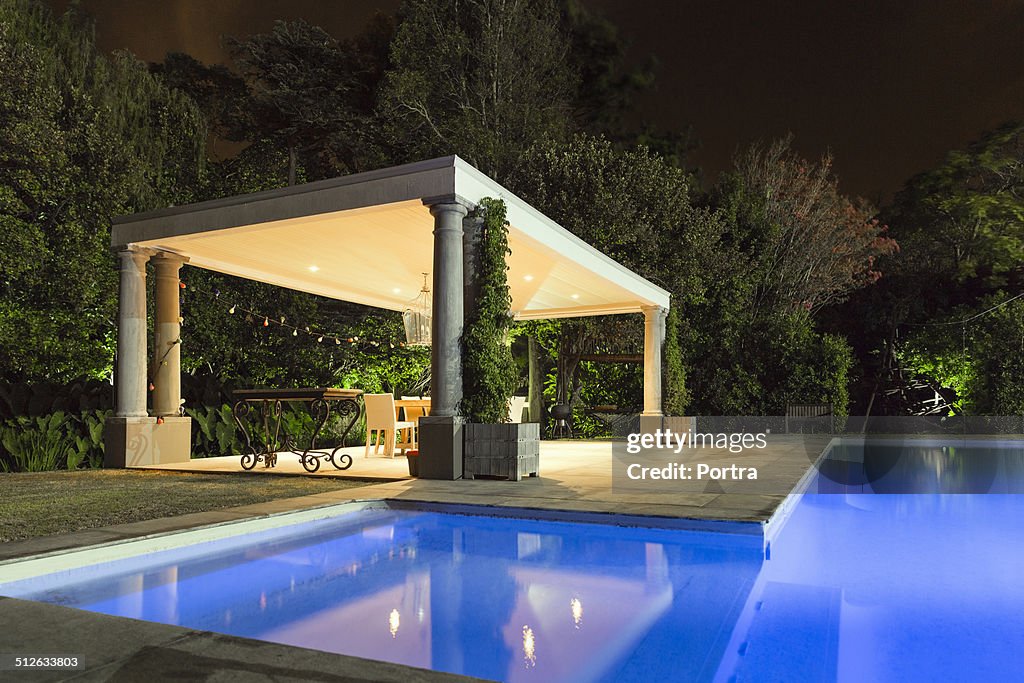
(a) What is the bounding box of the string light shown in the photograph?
[182,281,410,351]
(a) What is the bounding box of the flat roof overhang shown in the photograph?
[112,156,670,319]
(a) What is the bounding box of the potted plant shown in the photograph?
[461,199,539,481]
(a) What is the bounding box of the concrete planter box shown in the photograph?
[463,422,540,481]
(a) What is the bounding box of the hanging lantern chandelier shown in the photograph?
[403,273,432,346]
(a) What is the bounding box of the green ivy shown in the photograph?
[663,306,689,415]
[461,198,517,423]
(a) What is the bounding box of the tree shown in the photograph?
[885,121,1023,316]
[719,136,898,316]
[380,0,578,180]
[230,18,391,185]
[0,0,205,383]
[849,122,1024,415]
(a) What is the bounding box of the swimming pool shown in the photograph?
[2,439,1023,682]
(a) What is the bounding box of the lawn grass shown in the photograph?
[0,469,375,542]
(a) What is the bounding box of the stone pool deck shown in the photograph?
[0,436,830,682]
[138,437,831,522]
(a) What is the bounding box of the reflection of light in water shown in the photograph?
[522,625,536,667]
[570,598,583,628]
[389,608,400,638]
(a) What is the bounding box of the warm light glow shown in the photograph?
[570,294,580,300]
[393,287,402,294]
[524,274,534,282]
[522,625,536,668]
[389,608,400,638]
[570,598,583,628]
[308,265,320,272]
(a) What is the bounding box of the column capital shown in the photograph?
[151,250,190,267]
[120,244,158,257]
[641,304,669,319]
[423,194,474,215]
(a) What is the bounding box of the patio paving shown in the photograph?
[137,437,831,526]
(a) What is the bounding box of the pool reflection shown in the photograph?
[4,510,764,682]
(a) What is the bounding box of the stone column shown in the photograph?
[114,248,151,417]
[428,199,469,417]
[642,305,668,417]
[152,253,188,417]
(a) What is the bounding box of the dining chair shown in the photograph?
[508,396,528,423]
[398,396,430,451]
[365,394,415,458]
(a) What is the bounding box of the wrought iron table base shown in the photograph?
[233,394,361,472]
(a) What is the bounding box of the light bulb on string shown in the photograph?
[317,335,323,343]
[335,337,341,345]
[263,317,269,327]
[229,305,236,314]
[292,329,298,336]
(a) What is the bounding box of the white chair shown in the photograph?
[365,394,415,458]
[508,396,528,423]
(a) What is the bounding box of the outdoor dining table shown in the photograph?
[395,397,430,451]
[232,387,363,473]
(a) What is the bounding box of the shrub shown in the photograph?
[0,410,107,471]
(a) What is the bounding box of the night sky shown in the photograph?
[46,0,1024,201]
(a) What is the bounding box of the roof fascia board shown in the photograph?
[112,157,459,247]
[514,303,645,320]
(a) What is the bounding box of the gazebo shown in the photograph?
[104,156,670,478]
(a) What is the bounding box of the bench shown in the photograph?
[786,403,834,434]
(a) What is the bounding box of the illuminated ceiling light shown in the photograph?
[570,294,580,300]
[403,273,431,346]
[308,265,320,273]
[570,598,583,628]
[393,287,402,294]
[523,274,534,282]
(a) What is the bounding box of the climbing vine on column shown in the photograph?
[461,198,517,422]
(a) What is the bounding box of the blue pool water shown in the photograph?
[2,441,1024,682]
